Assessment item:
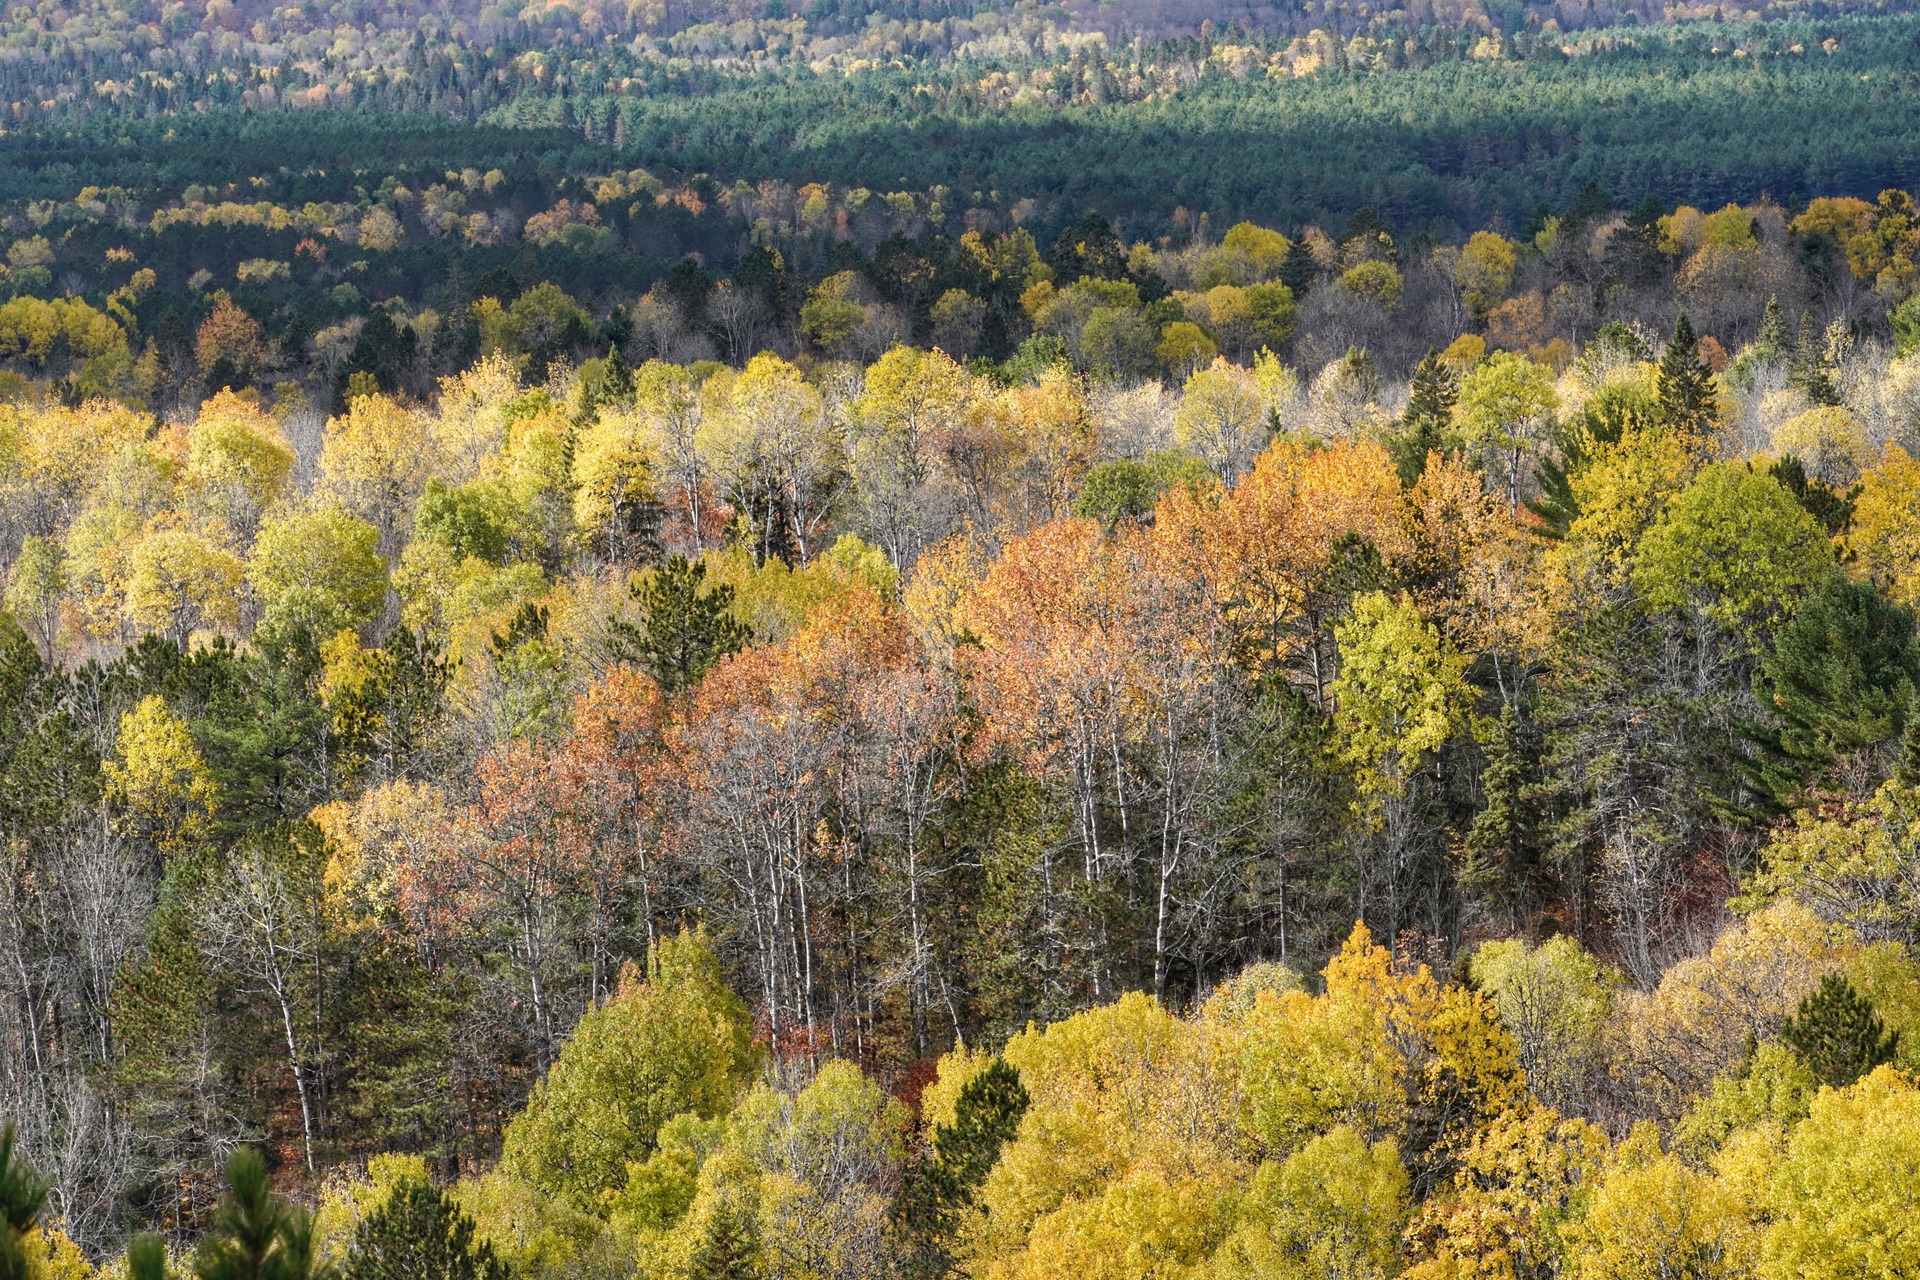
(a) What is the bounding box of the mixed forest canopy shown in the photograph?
[7,0,1920,1276]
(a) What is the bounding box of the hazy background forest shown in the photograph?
[5,0,1920,1278]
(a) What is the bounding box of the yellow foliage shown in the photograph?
[105,693,217,851]
[1848,444,1920,608]
[1761,1065,1920,1280]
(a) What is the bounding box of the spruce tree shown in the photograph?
[1657,312,1717,439]
[1756,293,1787,356]
[609,555,752,695]
[1790,311,1841,406]
[1780,972,1900,1088]
[1463,704,1545,927]
[344,1179,504,1280]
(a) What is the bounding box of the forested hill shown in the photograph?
[7,17,1920,255]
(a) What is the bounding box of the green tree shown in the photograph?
[609,555,751,695]
[343,1179,504,1280]
[1632,464,1833,642]
[1780,972,1900,1088]
[892,1058,1031,1279]
[1656,312,1718,443]
[194,1149,327,1280]
[0,1125,46,1280]
[1457,350,1557,514]
[498,928,758,1211]
[1389,351,1458,485]
[1745,575,1919,810]
[248,506,388,644]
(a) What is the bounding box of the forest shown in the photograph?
[0,153,1918,1277]
[4,0,1920,1270]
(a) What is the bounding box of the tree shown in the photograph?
[1331,591,1468,804]
[893,1058,1030,1278]
[1457,351,1558,514]
[248,507,388,644]
[194,1149,326,1280]
[1779,972,1899,1088]
[344,1179,504,1280]
[1745,574,1919,808]
[1633,464,1833,643]
[0,1125,47,1280]
[1656,312,1718,443]
[1390,351,1458,486]
[124,525,246,647]
[610,555,751,695]
[1174,357,1266,479]
[1764,1066,1920,1280]
[498,929,757,1210]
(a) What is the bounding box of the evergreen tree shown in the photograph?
[1756,293,1788,356]
[1388,351,1458,485]
[893,1058,1031,1279]
[1463,704,1546,929]
[1656,312,1717,440]
[128,1234,170,1280]
[1744,575,1919,811]
[609,555,751,695]
[194,1149,326,1280]
[0,1125,46,1280]
[344,1179,504,1280]
[1790,311,1841,406]
[1780,971,1899,1088]
[689,1200,757,1280]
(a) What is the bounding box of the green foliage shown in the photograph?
[194,1150,327,1280]
[0,1125,46,1280]
[1779,971,1900,1089]
[1389,351,1458,486]
[248,507,388,645]
[1655,312,1717,442]
[609,555,752,695]
[414,480,517,564]
[1072,451,1209,530]
[344,1179,505,1280]
[1746,574,1919,808]
[1632,463,1833,641]
[892,1058,1031,1278]
[498,928,757,1212]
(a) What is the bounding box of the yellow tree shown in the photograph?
[123,521,245,645]
[1174,357,1266,479]
[317,392,434,559]
[184,390,295,539]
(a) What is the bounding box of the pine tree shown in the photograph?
[609,555,751,695]
[0,1126,46,1280]
[1756,293,1788,356]
[1657,312,1717,440]
[1790,311,1841,406]
[1389,351,1458,485]
[344,1179,504,1280]
[1780,972,1900,1088]
[1743,575,1919,811]
[194,1149,325,1280]
[893,1058,1031,1279]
